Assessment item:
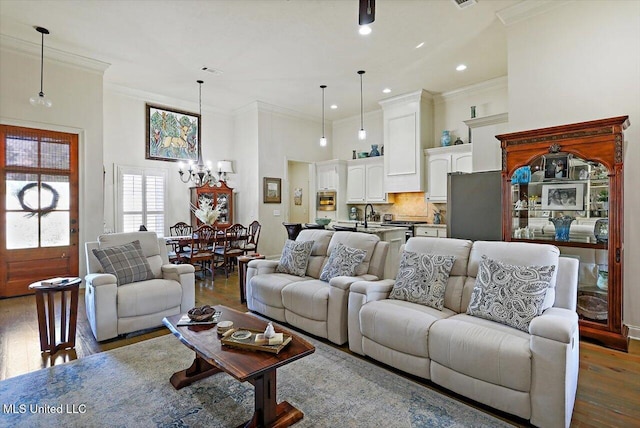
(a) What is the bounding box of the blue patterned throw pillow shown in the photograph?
[92,240,155,286]
[276,240,314,277]
[466,256,555,332]
[320,242,367,282]
[389,251,455,310]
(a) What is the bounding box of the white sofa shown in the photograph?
[246,229,389,345]
[85,231,195,341]
[348,237,580,428]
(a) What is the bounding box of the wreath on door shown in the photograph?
[16,182,59,217]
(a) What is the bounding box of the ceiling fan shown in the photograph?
[359,0,375,25]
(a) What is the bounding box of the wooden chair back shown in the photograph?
[245,220,262,253]
[170,222,192,237]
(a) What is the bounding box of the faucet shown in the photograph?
[364,204,375,229]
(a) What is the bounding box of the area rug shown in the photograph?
[0,333,513,427]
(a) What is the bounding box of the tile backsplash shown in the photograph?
[351,192,446,224]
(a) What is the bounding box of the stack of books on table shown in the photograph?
[40,277,73,287]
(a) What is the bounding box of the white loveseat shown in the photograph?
[246,229,389,345]
[85,231,195,341]
[348,237,580,428]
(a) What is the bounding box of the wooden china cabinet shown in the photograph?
[497,116,629,351]
[190,181,233,229]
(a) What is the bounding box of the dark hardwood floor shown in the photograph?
[1,271,638,427]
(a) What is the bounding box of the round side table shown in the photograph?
[29,277,82,354]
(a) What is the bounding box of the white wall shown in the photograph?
[103,87,234,234]
[256,103,332,257]
[506,1,640,337]
[0,41,106,280]
[287,161,310,224]
[332,110,384,161]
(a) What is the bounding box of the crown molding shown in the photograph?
[105,83,231,116]
[496,1,572,26]
[378,89,434,109]
[463,112,509,128]
[0,34,110,74]
[433,76,507,104]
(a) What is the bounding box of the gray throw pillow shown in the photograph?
[320,242,367,282]
[275,240,314,277]
[466,256,555,332]
[389,251,455,310]
[92,240,155,286]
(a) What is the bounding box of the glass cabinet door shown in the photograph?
[509,153,610,324]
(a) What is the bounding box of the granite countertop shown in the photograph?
[415,224,446,228]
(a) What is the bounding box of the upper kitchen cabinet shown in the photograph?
[316,159,346,191]
[424,144,472,202]
[347,156,388,203]
[379,90,434,193]
[464,112,508,172]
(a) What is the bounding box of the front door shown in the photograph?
[0,125,79,297]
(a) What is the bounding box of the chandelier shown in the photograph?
[177,80,234,187]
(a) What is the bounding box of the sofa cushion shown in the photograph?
[467,256,555,332]
[296,229,334,278]
[327,232,380,276]
[117,278,182,317]
[250,273,305,308]
[98,231,163,277]
[389,251,455,310]
[282,279,330,321]
[320,242,367,282]
[429,314,532,392]
[361,300,455,358]
[275,240,313,276]
[92,240,154,286]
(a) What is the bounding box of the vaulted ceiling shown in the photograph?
[0,0,519,120]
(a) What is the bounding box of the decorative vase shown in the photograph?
[549,215,575,242]
[441,130,451,147]
[352,150,357,159]
[369,144,380,157]
[433,212,442,224]
[594,218,609,243]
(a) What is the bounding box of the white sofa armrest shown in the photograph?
[84,273,118,341]
[325,274,379,345]
[161,263,195,311]
[529,307,578,343]
[348,279,396,354]
[85,272,117,286]
[529,307,580,428]
[248,259,279,272]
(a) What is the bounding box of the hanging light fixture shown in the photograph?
[178,80,217,187]
[29,26,52,108]
[357,70,366,141]
[320,85,327,147]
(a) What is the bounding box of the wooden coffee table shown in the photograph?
[163,306,315,428]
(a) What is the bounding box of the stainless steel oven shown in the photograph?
[317,191,336,211]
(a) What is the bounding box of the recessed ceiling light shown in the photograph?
[359,25,372,35]
[382,88,391,94]
[456,64,467,71]
[330,104,338,109]
[416,42,424,49]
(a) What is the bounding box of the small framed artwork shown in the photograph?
[263,177,282,203]
[541,183,584,210]
[543,153,570,179]
[146,103,200,162]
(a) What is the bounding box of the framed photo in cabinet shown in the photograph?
[543,153,569,179]
[541,183,583,210]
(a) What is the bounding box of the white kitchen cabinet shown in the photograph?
[424,145,472,202]
[379,90,434,193]
[347,157,386,203]
[316,161,339,190]
[314,159,347,220]
[414,225,447,238]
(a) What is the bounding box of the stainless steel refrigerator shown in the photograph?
[447,170,503,241]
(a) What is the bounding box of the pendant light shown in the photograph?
[357,70,366,141]
[320,85,327,147]
[29,26,52,108]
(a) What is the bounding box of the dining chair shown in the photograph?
[168,222,193,263]
[181,225,217,278]
[242,220,262,255]
[214,224,247,278]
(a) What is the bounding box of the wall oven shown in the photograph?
[317,191,336,211]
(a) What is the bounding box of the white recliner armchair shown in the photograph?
[85,231,195,341]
